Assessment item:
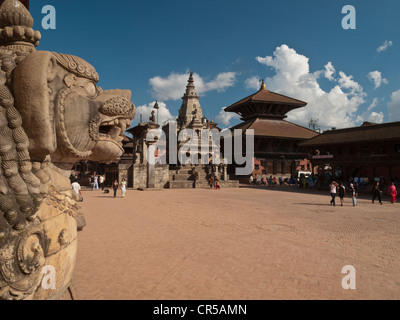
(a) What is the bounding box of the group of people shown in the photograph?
[249,174,318,189]
[250,175,279,187]
[329,180,398,206]
[329,181,358,207]
[89,174,105,191]
[208,176,221,189]
[71,173,128,199]
[112,178,127,198]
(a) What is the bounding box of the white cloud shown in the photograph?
[355,98,384,124]
[388,89,400,121]
[367,98,379,112]
[149,71,236,101]
[135,101,175,125]
[215,107,241,126]
[245,76,261,90]
[204,72,236,92]
[377,40,393,53]
[366,112,384,123]
[368,71,388,89]
[253,44,366,129]
[324,62,336,81]
[338,71,363,94]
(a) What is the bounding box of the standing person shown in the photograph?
[89,175,95,191]
[209,175,214,189]
[249,175,254,185]
[71,180,83,202]
[99,174,105,191]
[329,181,338,206]
[112,179,119,198]
[301,176,307,189]
[388,181,398,204]
[94,174,99,190]
[372,181,383,205]
[338,182,347,206]
[349,183,357,207]
[121,178,127,198]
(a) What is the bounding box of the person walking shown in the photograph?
[349,183,357,206]
[338,182,347,206]
[89,175,95,191]
[209,175,214,189]
[71,180,83,202]
[249,175,254,185]
[112,179,119,198]
[99,174,105,191]
[121,178,127,198]
[94,174,99,190]
[216,178,220,190]
[372,181,383,205]
[388,181,398,204]
[329,181,338,206]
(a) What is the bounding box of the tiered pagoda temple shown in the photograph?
[224,80,319,178]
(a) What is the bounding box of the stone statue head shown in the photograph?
[13,51,136,164]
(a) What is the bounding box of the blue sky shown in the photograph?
[31,0,400,130]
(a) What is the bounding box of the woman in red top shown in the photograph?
[388,181,398,204]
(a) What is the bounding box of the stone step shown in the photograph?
[168,181,196,189]
[168,181,211,189]
[171,174,192,181]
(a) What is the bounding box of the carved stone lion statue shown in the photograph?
[0,0,136,300]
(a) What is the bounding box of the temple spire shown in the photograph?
[260,79,267,91]
[178,71,204,128]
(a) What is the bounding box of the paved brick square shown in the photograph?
[70,186,400,300]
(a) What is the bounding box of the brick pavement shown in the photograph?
[68,186,400,300]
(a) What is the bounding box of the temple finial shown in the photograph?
[260,79,267,91]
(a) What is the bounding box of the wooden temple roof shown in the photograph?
[225,89,307,112]
[231,118,319,139]
[225,80,306,113]
[299,121,400,147]
[224,80,307,121]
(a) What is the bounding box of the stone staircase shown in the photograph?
[168,166,209,189]
[167,166,239,189]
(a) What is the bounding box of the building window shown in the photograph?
[255,164,260,170]
[377,146,385,154]
[395,145,400,153]
[362,146,369,154]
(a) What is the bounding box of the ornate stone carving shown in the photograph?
[0,0,136,300]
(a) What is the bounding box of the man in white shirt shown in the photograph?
[99,175,105,190]
[71,181,83,202]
